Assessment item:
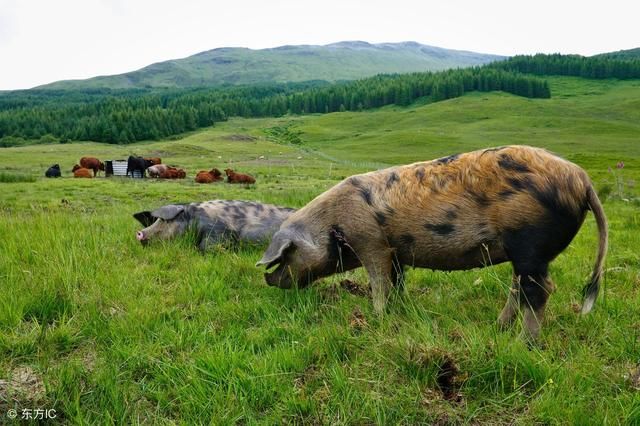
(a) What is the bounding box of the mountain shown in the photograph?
[36,41,504,90]
[593,47,640,60]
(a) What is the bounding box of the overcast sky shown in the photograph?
[1,0,638,90]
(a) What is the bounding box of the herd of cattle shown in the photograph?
[45,155,256,184]
[130,145,608,341]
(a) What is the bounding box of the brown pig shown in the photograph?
[257,145,608,341]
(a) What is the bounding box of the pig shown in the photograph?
[133,200,296,252]
[256,145,608,341]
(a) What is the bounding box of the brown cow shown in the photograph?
[80,157,104,177]
[225,168,256,184]
[195,168,223,184]
[160,167,186,179]
[144,157,162,165]
[73,167,93,178]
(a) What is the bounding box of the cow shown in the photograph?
[225,168,256,184]
[80,157,105,177]
[256,146,608,342]
[45,164,61,178]
[73,166,93,178]
[126,156,153,178]
[195,168,223,184]
[147,164,169,178]
[133,200,296,252]
[144,157,162,165]
[160,167,186,179]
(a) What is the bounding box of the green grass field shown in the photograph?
[1,77,639,424]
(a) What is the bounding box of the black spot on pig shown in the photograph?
[435,154,459,165]
[470,191,491,207]
[445,209,457,220]
[386,172,399,188]
[498,154,531,173]
[359,187,373,205]
[425,223,455,236]
[499,189,516,200]
[507,176,535,193]
[349,176,374,205]
[374,211,387,226]
[415,167,425,183]
[399,233,416,246]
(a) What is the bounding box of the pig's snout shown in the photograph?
[136,231,148,245]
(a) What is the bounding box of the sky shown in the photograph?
[1,0,639,90]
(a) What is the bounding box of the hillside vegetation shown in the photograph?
[4,54,640,147]
[35,41,503,90]
[1,76,639,423]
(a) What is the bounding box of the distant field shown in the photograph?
[1,77,639,423]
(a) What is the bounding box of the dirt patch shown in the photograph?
[340,279,370,297]
[0,366,46,405]
[409,347,466,402]
[349,307,368,331]
[224,134,257,142]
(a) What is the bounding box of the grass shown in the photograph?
[1,76,639,423]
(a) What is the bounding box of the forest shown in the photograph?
[1,53,638,145]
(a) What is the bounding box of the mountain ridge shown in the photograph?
[35,41,505,90]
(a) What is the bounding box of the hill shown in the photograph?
[594,47,640,60]
[0,76,639,423]
[35,41,504,90]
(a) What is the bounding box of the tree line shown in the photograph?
[0,67,550,145]
[489,53,640,79]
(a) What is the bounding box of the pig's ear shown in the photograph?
[256,239,293,268]
[151,205,185,220]
[133,211,155,227]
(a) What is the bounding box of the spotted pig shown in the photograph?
[257,145,608,341]
[134,200,296,252]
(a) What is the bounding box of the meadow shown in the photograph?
[1,76,639,424]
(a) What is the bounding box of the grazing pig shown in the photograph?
[133,200,296,251]
[225,168,256,184]
[257,145,608,341]
[45,164,61,178]
[147,164,169,178]
[80,157,105,177]
[195,168,223,183]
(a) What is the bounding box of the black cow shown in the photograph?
[45,164,61,178]
[126,156,153,178]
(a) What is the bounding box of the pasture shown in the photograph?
[1,77,639,423]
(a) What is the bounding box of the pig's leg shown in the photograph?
[360,247,395,314]
[497,273,520,329]
[513,262,553,342]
